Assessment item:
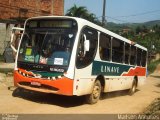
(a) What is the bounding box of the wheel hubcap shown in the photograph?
[132,85,136,92]
[93,86,100,99]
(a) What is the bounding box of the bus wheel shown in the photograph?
[129,79,137,95]
[86,80,102,104]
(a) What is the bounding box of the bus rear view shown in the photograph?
[14,17,78,96]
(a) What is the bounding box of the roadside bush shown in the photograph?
[147,59,160,74]
[0,54,4,62]
[143,98,160,115]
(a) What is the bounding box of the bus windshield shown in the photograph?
[18,19,77,72]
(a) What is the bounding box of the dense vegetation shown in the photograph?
[66,4,102,25]
[147,59,160,74]
[0,54,4,62]
[108,21,160,54]
[66,5,160,59]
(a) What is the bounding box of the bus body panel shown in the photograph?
[12,16,148,98]
[73,63,95,96]
[73,60,146,96]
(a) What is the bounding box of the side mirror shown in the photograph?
[83,34,90,52]
[10,27,24,53]
[84,40,90,52]
[78,34,90,58]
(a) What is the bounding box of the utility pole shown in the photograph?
[102,0,106,27]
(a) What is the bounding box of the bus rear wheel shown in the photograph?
[129,79,137,95]
[86,80,102,104]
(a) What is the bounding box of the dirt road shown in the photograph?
[0,72,160,114]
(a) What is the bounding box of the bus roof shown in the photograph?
[26,16,147,51]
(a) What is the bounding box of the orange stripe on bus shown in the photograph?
[122,67,146,76]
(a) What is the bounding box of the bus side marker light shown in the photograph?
[22,73,25,76]
[58,76,62,79]
[76,85,78,90]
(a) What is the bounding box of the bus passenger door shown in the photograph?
[74,27,98,96]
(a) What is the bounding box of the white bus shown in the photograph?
[11,16,147,104]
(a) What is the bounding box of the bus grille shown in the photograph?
[19,82,59,91]
[18,69,64,80]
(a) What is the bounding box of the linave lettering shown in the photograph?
[101,65,119,73]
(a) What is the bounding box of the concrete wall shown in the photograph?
[0,24,6,54]
[0,23,14,54]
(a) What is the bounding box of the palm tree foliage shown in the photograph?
[66,5,102,25]
[66,5,88,18]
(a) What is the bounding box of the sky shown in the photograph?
[64,0,160,23]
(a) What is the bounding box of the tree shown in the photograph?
[66,5,102,26]
[66,4,88,18]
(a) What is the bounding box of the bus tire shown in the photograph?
[86,80,102,104]
[129,79,137,95]
[12,87,24,97]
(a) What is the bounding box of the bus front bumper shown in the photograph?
[14,70,74,96]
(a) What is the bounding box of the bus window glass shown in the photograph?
[137,48,142,66]
[112,38,124,63]
[76,27,98,68]
[130,46,136,65]
[18,19,78,71]
[125,43,130,64]
[99,33,111,61]
[141,50,147,67]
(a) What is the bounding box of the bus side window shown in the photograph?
[99,33,111,61]
[137,48,142,66]
[125,43,130,64]
[130,45,136,65]
[141,50,147,67]
[76,27,98,68]
[77,34,85,58]
[112,38,124,63]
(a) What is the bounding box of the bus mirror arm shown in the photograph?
[10,27,24,53]
[10,33,17,53]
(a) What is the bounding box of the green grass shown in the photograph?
[148,59,160,74]
[0,54,13,74]
[0,54,4,62]
[0,68,13,74]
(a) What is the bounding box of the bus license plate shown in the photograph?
[31,81,41,86]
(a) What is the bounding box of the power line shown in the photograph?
[106,16,128,23]
[98,15,128,23]
[113,9,160,18]
[98,9,160,23]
